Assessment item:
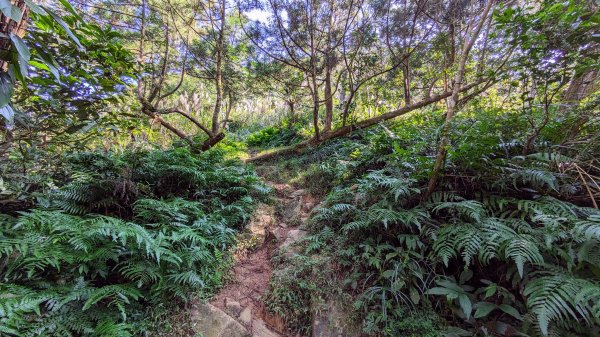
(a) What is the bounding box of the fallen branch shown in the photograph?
[246,79,487,163]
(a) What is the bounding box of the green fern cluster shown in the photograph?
[429,194,600,333]
[53,148,268,220]
[306,163,600,336]
[0,148,269,336]
[246,125,302,148]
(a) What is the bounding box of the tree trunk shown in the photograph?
[311,92,320,141]
[426,0,494,198]
[200,132,225,152]
[402,61,411,105]
[222,91,233,129]
[309,63,321,140]
[141,107,194,146]
[323,59,334,132]
[0,0,29,72]
[212,0,226,135]
[564,69,598,102]
[287,100,296,123]
[342,82,358,127]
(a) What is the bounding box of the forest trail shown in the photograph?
[192,177,318,337]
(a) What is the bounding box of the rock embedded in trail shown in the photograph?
[189,303,251,337]
[239,306,252,325]
[289,189,307,198]
[311,298,361,337]
[252,319,282,337]
[225,298,243,317]
[302,201,316,212]
[205,182,320,337]
[269,228,287,242]
[280,229,307,250]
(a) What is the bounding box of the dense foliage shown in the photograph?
[246,125,302,148]
[263,103,600,337]
[0,0,598,336]
[0,149,269,336]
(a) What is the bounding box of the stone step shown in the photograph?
[252,319,281,337]
[189,303,250,337]
[223,298,282,337]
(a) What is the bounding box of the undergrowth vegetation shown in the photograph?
[0,1,598,336]
[246,125,303,149]
[0,148,269,336]
[263,106,600,337]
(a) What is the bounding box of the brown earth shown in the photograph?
[209,181,316,337]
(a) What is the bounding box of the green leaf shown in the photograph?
[32,45,61,81]
[474,302,497,318]
[45,9,84,50]
[484,284,497,299]
[0,0,23,22]
[409,287,420,305]
[498,304,522,320]
[459,269,473,284]
[426,287,453,296]
[458,294,472,319]
[58,0,82,20]
[16,53,28,79]
[9,33,30,79]
[437,279,467,293]
[10,33,30,61]
[23,0,44,15]
[0,104,14,123]
[0,73,14,108]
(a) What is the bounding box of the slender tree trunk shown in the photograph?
[402,61,411,105]
[342,83,357,126]
[324,56,334,132]
[561,1,599,116]
[443,22,456,93]
[141,107,194,146]
[287,100,296,123]
[339,73,347,123]
[426,0,495,198]
[212,0,226,135]
[222,92,233,129]
[311,84,321,141]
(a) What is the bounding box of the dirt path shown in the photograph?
[208,181,317,337]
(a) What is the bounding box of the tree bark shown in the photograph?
[309,56,321,140]
[141,106,194,146]
[402,61,411,105]
[200,132,225,151]
[323,56,334,132]
[287,100,296,123]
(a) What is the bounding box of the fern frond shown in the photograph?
[524,273,600,335]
